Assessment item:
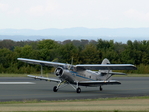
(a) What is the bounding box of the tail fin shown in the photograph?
[100,58,112,74]
[99,58,126,81]
[99,58,112,80]
[101,58,110,64]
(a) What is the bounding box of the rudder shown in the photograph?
[101,58,110,64]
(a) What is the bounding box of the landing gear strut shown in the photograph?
[53,81,64,92]
[52,81,82,93]
[100,86,103,91]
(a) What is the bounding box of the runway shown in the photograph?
[0,77,149,101]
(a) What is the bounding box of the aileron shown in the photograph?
[76,64,137,70]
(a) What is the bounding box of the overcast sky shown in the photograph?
[0,0,149,30]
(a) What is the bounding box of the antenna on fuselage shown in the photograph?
[71,57,73,65]
[66,57,74,70]
[68,57,73,70]
[40,64,43,77]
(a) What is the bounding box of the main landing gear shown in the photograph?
[53,81,64,93]
[53,85,103,93]
[53,86,58,92]
[76,87,81,93]
[99,86,103,91]
[53,81,81,93]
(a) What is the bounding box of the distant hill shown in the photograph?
[0,27,149,42]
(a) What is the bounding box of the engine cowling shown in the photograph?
[54,67,64,77]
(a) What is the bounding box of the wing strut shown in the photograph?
[105,67,112,81]
[40,64,43,77]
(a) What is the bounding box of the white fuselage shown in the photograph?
[59,68,110,84]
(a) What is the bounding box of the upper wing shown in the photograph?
[27,75,61,82]
[78,80,121,86]
[76,64,137,70]
[17,58,67,67]
[18,58,137,70]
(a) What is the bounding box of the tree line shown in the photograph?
[0,39,149,74]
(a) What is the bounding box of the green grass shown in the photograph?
[1,96,149,104]
[1,110,115,112]
[0,96,149,112]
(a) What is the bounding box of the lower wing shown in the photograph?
[27,75,61,82]
[27,75,121,87]
[78,80,121,86]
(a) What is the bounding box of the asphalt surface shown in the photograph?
[0,77,149,101]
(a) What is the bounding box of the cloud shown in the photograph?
[124,9,149,21]
[26,5,44,16]
[0,2,20,16]
[8,8,21,15]
[1,0,149,29]
[25,1,59,17]
[0,3,9,11]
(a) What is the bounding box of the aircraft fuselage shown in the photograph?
[56,67,102,84]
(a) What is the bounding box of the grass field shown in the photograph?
[0,96,149,112]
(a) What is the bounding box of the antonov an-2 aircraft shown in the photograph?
[18,58,137,93]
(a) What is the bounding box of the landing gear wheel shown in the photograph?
[100,86,103,91]
[53,86,58,92]
[76,87,81,93]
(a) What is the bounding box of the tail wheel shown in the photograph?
[53,86,58,92]
[76,87,81,93]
